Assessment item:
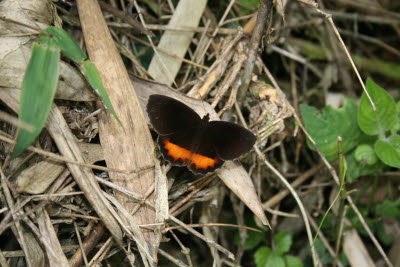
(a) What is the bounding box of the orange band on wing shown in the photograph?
[163,138,191,162]
[190,153,220,170]
[163,138,220,170]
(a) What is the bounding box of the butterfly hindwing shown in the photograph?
[187,131,223,174]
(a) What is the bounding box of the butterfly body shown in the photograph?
[147,94,256,174]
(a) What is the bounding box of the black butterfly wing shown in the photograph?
[146,94,201,135]
[187,132,224,174]
[158,122,224,174]
[207,121,256,160]
[157,127,199,167]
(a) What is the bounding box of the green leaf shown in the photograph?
[393,101,400,131]
[236,0,259,15]
[375,221,394,246]
[300,98,368,161]
[284,255,304,267]
[44,26,87,63]
[266,253,285,267]
[12,42,60,157]
[234,212,267,250]
[83,61,122,125]
[255,246,272,267]
[346,149,381,181]
[237,0,259,8]
[375,135,400,168]
[274,232,292,255]
[312,238,332,264]
[338,137,347,186]
[376,199,400,218]
[255,248,285,267]
[235,228,265,250]
[355,144,378,165]
[358,78,396,136]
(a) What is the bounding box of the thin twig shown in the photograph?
[169,215,235,260]
[158,249,190,267]
[312,8,375,110]
[73,222,89,267]
[164,223,261,234]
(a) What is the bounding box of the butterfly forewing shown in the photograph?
[147,94,201,135]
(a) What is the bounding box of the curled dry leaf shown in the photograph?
[16,160,65,194]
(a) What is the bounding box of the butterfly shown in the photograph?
[147,94,256,174]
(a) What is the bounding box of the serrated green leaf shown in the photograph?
[284,255,304,267]
[358,78,396,136]
[255,246,272,267]
[12,42,60,157]
[44,26,87,63]
[274,232,292,255]
[300,98,368,161]
[375,135,400,168]
[83,61,122,125]
[355,144,378,165]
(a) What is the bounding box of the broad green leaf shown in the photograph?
[301,98,368,161]
[274,232,292,255]
[284,255,303,267]
[83,61,122,125]
[44,26,86,63]
[13,41,60,157]
[355,144,378,165]
[358,78,396,136]
[375,135,400,168]
[254,247,272,267]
